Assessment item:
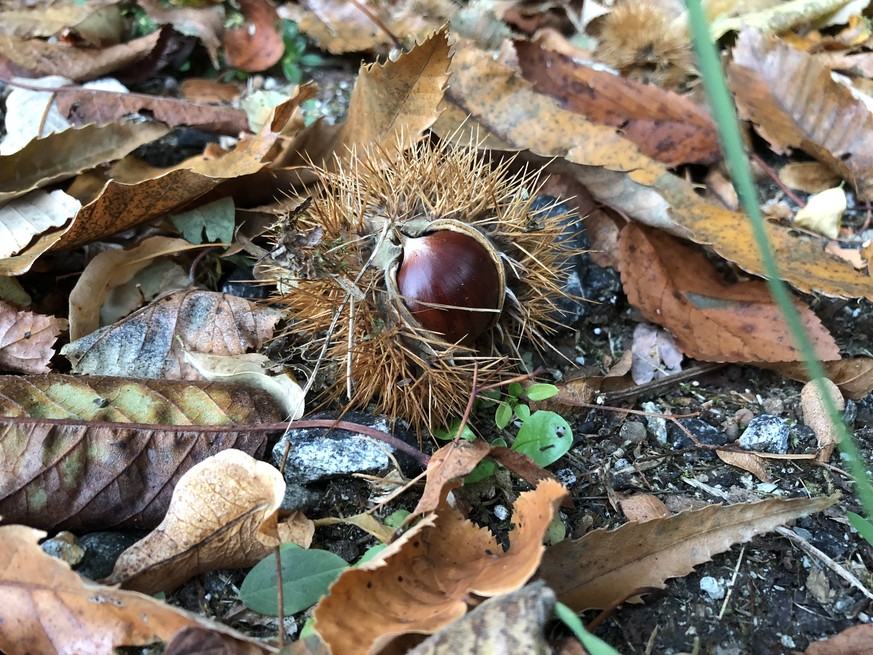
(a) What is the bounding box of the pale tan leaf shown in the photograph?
[730,29,873,198]
[62,289,282,380]
[313,480,567,654]
[767,358,873,400]
[793,186,846,239]
[68,236,195,341]
[619,494,669,522]
[0,525,272,654]
[0,189,79,260]
[0,300,67,374]
[182,351,305,421]
[778,161,842,193]
[0,121,167,204]
[716,449,771,482]
[286,28,450,168]
[801,378,845,463]
[106,449,312,595]
[539,495,837,611]
[405,582,555,655]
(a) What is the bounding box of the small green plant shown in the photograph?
[279,20,325,84]
[435,382,573,482]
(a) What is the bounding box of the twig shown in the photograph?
[776,525,873,601]
[718,543,746,620]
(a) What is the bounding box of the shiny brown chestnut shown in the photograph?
[388,219,505,347]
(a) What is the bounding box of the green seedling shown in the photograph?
[279,20,325,84]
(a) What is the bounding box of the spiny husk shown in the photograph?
[266,137,579,431]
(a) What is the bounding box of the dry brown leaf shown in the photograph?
[313,479,567,654]
[294,0,392,54]
[0,3,110,38]
[0,121,169,204]
[778,161,842,193]
[767,358,873,400]
[405,581,555,655]
[165,626,275,655]
[407,438,492,523]
[436,41,873,301]
[68,236,195,341]
[618,222,840,362]
[0,524,273,655]
[139,0,223,68]
[730,29,873,199]
[800,378,845,463]
[0,375,278,531]
[805,623,873,654]
[619,494,670,522]
[284,28,450,169]
[52,89,311,251]
[716,449,771,482]
[0,299,67,373]
[0,27,167,82]
[515,39,720,167]
[63,289,282,380]
[106,449,312,595]
[55,88,249,136]
[224,0,284,72]
[539,494,836,611]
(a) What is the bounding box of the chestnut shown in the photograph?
[393,222,505,346]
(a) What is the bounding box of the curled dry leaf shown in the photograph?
[0,525,273,655]
[63,289,282,380]
[0,299,67,373]
[766,358,873,400]
[106,449,313,595]
[284,28,451,170]
[515,39,721,167]
[729,29,873,199]
[313,479,567,654]
[406,581,556,655]
[619,494,670,522]
[50,89,312,252]
[0,375,279,530]
[801,378,845,463]
[716,449,771,483]
[68,236,195,340]
[618,222,840,363]
[539,494,837,611]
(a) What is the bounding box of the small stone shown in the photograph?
[739,414,789,454]
[74,532,144,581]
[555,467,577,486]
[700,576,725,600]
[494,505,510,521]
[620,420,647,444]
[272,411,417,485]
[671,418,727,459]
[642,401,668,444]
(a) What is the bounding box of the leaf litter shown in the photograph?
[0,2,872,654]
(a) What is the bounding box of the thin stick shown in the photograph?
[718,543,746,620]
[274,547,285,648]
[776,526,873,601]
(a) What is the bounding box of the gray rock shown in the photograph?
[739,414,789,454]
[272,411,414,484]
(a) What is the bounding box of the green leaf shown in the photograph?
[240,544,348,616]
[464,458,496,484]
[525,383,559,401]
[848,512,873,547]
[384,509,410,528]
[356,544,387,565]
[434,419,476,441]
[515,403,531,422]
[495,402,514,429]
[554,602,623,654]
[508,382,524,399]
[170,197,235,245]
[512,411,573,467]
